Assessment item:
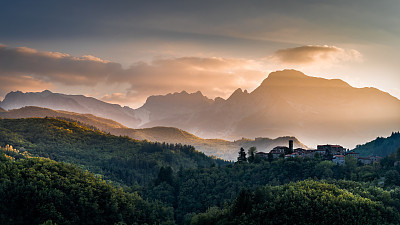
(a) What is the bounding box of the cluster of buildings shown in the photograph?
[256,140,382,165]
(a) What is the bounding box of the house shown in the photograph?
[332,155,345,165]
[294,148,306,152]
[269,146,288,158]
[271,146,288,153]
[358,157,372,164]
[255,152,269,159]
[315,149,327,156]
[369,156,382,163]
[346,152,360,159]
[285,152,300,159]
[317,144,346,155]
[358,156,382,164]
[270,152,283,158]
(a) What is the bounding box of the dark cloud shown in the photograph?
[0,44,121,86]
[2,0,396,45]
[271,45,361,65]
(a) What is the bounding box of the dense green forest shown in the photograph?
[0,118,224,186]
[190,180,400,225]
[354,131,400,157]
[0,148,174,225]
[1,118,400,224]
[144,151,400,223]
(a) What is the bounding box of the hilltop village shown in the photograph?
[255,140,382,165]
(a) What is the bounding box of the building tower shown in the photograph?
[289,140,293,152]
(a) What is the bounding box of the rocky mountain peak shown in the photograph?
[227,88,249,101]
[257,69,351,89]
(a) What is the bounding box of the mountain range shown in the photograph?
[0,90,140,128]
[1,69,399,149]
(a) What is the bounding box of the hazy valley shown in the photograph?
[0,106,307,160]
[2,70,399,151]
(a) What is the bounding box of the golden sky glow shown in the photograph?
[0,1,399,107]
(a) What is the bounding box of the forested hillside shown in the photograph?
[143,152,400,223]
[354,131,400,157]
[0,118,222,186]
[0,106,127,130]
[0,148,174,225]
[190,180,400,225]
[1,118,400,225]
[0,106,307,160]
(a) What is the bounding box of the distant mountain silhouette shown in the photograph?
[0,106,307,160]
[0,90,140,128]
[1,70,399,148]
[0,106,126,131]
[135,70,400,148]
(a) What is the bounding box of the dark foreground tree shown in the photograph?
[247,147,257,163]
[237,148,247,163]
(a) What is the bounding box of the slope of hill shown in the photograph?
[0,118,220,185]
[0,150,174,225]
[0,106,127,130]
[353,132,400,157]
[0,107,307,160]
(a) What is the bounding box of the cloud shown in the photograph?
[108,57,265,102]
[0,44,268,106]
[0,75,53,100]
[0,44,121,86]
[270,45,362,65]
[100,92,136,105]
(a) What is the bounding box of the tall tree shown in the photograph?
[237,147,247,163]
[155,166,174,186]
[247,146,257,163]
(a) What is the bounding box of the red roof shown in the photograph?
[358,157,371,160]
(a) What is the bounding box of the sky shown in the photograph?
[0,0,399,108]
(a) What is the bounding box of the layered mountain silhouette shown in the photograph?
[0,90,140,128]
[0,106,307,160]
[135,70,400,147]
[1,69,399,148]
